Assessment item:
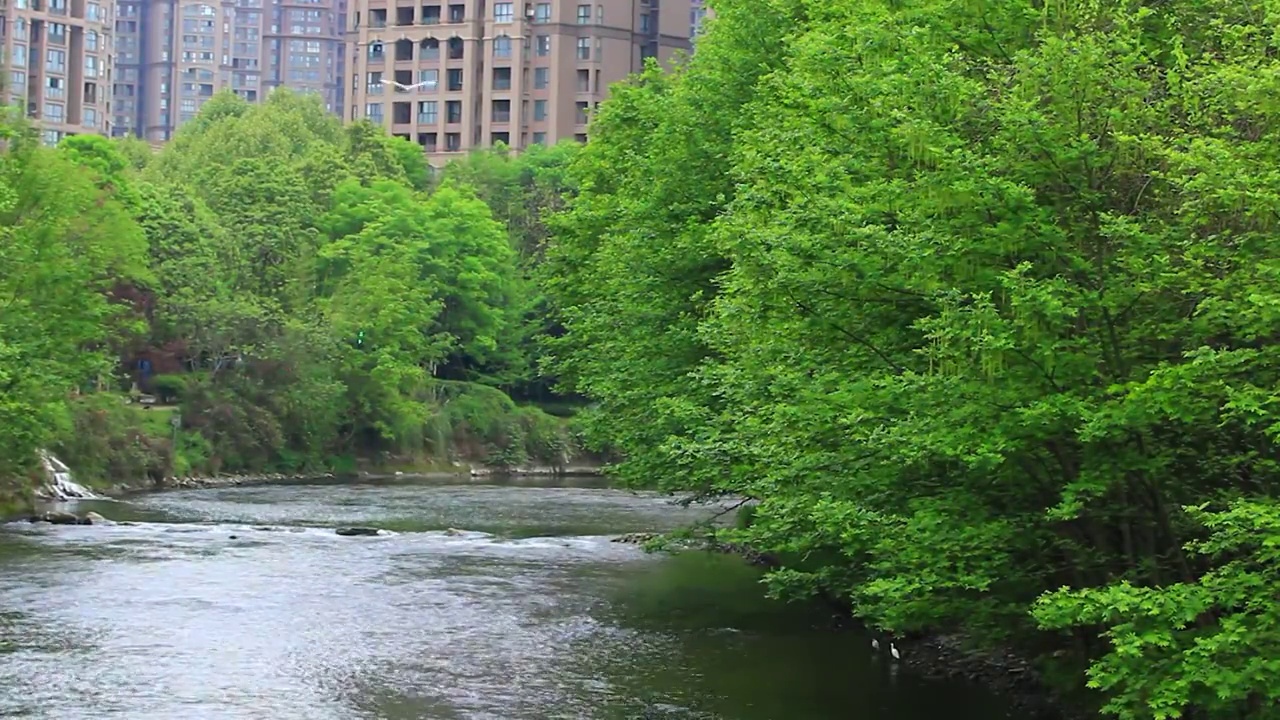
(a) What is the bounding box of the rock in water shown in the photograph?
[82,511,109,525]
[28,511,81,525]
[334,527,383,537]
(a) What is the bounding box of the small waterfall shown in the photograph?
[35,451,100,501]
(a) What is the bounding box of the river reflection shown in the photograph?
[0,476,1017,719]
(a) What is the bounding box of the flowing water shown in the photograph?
[0,476,1020,719]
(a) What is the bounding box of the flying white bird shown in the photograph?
[383,80,431,91]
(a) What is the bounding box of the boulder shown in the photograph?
[82,511,110,525]
[334,526,383,537]
[27,511,80,525]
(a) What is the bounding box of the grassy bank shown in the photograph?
[46,382,596,491]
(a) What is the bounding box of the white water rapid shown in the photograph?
[35,451,100,500]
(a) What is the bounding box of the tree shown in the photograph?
[0,113,148,480]
[542,0,1280,717]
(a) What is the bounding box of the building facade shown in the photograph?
[345,0,692,165]
[1,0,115,144]
[689,0,704,39]
[112,0,346,142]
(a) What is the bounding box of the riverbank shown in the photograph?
[627,532,1089,720]
[893,634,1087,720]
[86,462,607,500]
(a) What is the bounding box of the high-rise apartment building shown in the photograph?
[112,0,346,142]
[0,0,115,144]
[345,0,692,165]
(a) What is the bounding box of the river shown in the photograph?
[0,476,1020,719]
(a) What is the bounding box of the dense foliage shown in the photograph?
[544,0,1280,717]
[0,90,582,499]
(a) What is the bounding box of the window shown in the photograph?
[640,13,650,32]
[14,18,27,39]
[574,133,587,143]
[43,103,65,122]
[536,35,550,56]
[446,68,463,91]
[447,37,464,60]
[43,130,62,147]
[86,31,99,51]
[576,37,590,60]
[418,68,438,89]
[365,102,383,121]
[46,49,67,72]
[445,132,461,151]
[492,99,510,122]
[180,98,197,112]
[493,35,512,58]
[83,108,98,127]
[492,66,511,90]
[533,99,547,121]
[534,2,549,22]
[85,56,100,78]
[576,101,590,124]
[596,4,603,23]
[532,131,546,145]
[576,68,589,92]
[45,77,65,100]
[48,23,67,43]
[494,2,512,22]
[445,100,461,123]
[12,45,26,68]
[420,38,440,60]
[418,100,437,123]
[576,4,590,23]
[533,66,549,89]
[368,42,384,60]
[9,71,25,90]
[366,71,382,93]
[87,2,103,20]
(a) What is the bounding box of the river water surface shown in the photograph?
[0,476,1018,719]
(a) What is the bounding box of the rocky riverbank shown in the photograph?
[98,472,330,498]
[97,462,604,499]
[468,464,604,477]
[894,634,1086,720]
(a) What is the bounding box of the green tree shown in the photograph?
[542,0,1280,717]
[0,114,148,482]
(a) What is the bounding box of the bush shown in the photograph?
[150,373,188,403]
[53,394,172,486]
[429,381,575,466]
